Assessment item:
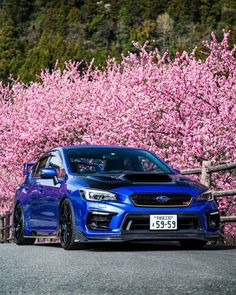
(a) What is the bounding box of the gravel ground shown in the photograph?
[0,242,235,295]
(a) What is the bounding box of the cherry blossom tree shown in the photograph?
[0,32,235,236]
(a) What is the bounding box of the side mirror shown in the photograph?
[39,168,57,179]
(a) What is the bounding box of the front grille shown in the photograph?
[122,213,200,231]
[130,193,192,207]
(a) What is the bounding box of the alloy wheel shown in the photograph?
[13,204,23,241]
[60,201,73,247]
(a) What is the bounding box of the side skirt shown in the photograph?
[24,231,59,239]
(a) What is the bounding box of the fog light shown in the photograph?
[209,220,216,227]
[90,222,98,230]
[86,211,117,231]
[206,212,220,230]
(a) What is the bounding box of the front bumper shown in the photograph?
[75,231,222,243]
[76,211,222,243]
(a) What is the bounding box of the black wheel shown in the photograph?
[59,199,86,250]
[13,203,35,245]
[179,240,207,249]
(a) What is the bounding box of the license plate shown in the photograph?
[150,215,177,230]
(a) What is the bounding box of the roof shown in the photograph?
[62,145,142,150]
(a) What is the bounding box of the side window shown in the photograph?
[32,156,49,178]
[48,151,65,178]
[31,164,38,177]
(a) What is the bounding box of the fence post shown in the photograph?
[0,214,4,243]
[200,160,211,187]
[5,211,11,242]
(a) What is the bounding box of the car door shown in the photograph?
[35,151,66,232]
[28,155,51,231]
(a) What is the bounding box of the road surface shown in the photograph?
[0,242,235,295]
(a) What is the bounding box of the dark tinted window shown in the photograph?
[64,147,172,174]
[138,156,164,173]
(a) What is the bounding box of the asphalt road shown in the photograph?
[0,242,235,295]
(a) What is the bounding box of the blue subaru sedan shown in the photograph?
[13,146,221,250]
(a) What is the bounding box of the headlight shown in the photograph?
[80,189,118,202]
[196,190,214,202]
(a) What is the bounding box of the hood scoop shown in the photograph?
[120,173,172,183]
[86,175,124,182]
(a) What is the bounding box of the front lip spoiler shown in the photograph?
[75,232,223,243]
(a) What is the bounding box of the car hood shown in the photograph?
[72,172,207,193]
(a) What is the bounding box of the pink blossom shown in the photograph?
[0,32,235,236]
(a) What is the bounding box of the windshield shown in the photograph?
[64,147,173,175]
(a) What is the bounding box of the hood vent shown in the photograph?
[120,173,172,183]
[86,175,123,182]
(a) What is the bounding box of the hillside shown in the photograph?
[0,0,235,82]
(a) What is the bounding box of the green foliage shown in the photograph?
[0,0,235,83]
[0,20,24,81]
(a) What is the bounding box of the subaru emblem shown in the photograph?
[156,195,170,203]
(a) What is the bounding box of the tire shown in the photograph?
[13,203,35,245]
[59,199,87,250]
[179,239,207,249]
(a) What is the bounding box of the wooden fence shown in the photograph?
[0,160,235,243]
[182,160,236,224]
[0,211,12,243]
